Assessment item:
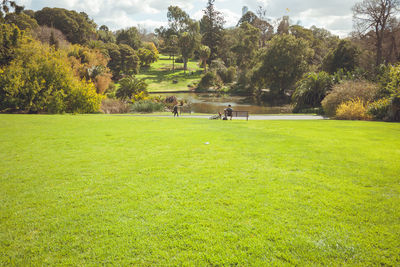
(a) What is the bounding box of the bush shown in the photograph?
[0,36,103,114]
[375,65,400,121]
[391,89,400,121]
[101,99,131,114]
[367,98,391,121]
[131,100,165,113]
[116,76,148,101]
[336,98,371,120]
[292,72,333,113]
[225,66,237,83]
[66,81,103,113]
[196,72,221,92]
[321,80,379,117]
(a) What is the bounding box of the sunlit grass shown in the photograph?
[136,54,203,92]
[1,115,399,265]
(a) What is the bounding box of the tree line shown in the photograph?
[0,0,399,120]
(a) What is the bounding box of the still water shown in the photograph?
[171,93,292,114]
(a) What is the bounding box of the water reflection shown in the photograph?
[171,93,292,114]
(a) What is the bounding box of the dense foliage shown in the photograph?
[0,30,102,113]
[34,8,96,44]
[321,81,379,117]
[292,72,333,113]
[336,98,372,120]
[253,34,313,97]
[368,64,400,121]
[116,75,148,101]
[322,40,359,74]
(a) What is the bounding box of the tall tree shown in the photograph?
[322,40,360,74]
[253,34,313,96]
[200,0,225,61]
[178,31,199,72]
[35,8,97,44]
[166,34,178,71]
[102,43,140,80]
[116,27,141,50]
[237,10,273,47]
[167,6,190,35]
[166,6,199,72]
[157,6,197,71]
[231,22,260,69]
[353,0,400,66]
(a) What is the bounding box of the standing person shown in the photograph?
[224,104,233,120]
[173,104,179,117]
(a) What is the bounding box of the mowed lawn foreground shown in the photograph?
[0,115,399,265]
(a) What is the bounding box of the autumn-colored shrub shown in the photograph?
[0,32,102,113]
[335,98,371,120]
[322,80,378,117]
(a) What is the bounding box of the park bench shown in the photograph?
[231,110,249,120]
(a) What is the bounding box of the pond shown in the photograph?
[167,93,292,114]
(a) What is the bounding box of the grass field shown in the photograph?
[136,54,203,92]
[1,115,399,265]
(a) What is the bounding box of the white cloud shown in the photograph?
[219,9,241,27]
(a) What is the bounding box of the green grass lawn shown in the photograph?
[1,115,399,265]
[136,54,203,92]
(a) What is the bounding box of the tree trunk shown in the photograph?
[376,27,384,66]
[183,58,187,73]
[172,54,175,72]
[203,59,207,73]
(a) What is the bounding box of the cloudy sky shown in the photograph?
[18,0,359,37]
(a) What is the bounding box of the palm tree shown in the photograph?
[199,45,211,73]
[116,75,148,101]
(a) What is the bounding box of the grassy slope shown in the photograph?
[136,54,203,92]
[0,115,399,265]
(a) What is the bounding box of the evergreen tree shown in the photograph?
[200,0,225,61]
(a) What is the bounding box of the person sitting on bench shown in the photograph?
[224,105,233,120]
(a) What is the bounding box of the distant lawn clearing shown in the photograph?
[1,115,399,265]
[136,54,203,92]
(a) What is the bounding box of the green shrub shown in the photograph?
[131,100,165,113]
[116,76,148,101]
[292,72,333,113]
[209,59,236,84]
[368,98,391,121]
[321,80,379,117]
[225,66,237,83]
[376,65,400,121]
[196,72,221,92]
[336,98,371,120]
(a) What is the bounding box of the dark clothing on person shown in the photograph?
[173,105,179,117]
[224,106,233,120]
